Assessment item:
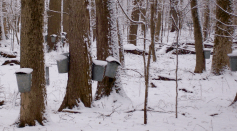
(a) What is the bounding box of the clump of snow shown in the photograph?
[228,50,237,57]
[92,59,107,66]
[50,34,57,37]
[54,55,67,61]
[124,44,136,50]
[106,56,121,65]
[15,68,33,74]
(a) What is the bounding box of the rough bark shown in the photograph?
[18,0,46,127]
[95,0,124,100]
[211,0,234,75]
[203,0,210,41]
[150,1,157,62]
[190,0,205,73]
[47,0,61,51]
[170,0,178,32]
[63,0,69,34]
[155,0,162,42]
[128,0,139,46]
[58,0,92,111]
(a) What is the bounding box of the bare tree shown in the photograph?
[211,0,234,75]
[190,0,206,73]
[18,0,46,127]
[58,0,92,111]
[47,0,61,51]
[203,0,210,41]
[95,0,126,100]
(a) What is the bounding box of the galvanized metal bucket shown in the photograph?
[104,56,121,78]
[56,55,69,73]
[15,68,33,93]
[44,35,47,42]
[50,34,57,43]
[228,53,237,71]
[204,49,211,59]
[92,59,107,81]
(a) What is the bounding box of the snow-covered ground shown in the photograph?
[0,31,237,131]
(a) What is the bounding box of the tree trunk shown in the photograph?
[170,0,178,32]
[47,0,61,51]
[18,0,46,127]
[63,0,69,34]
[58,0,92,111]
[155,0,162,42]
[150,1,156,62]
[211,0,234,75]
[190,0,205,73]
[95,0,125,100]
[128,0,139,46]
[203,0,210,41]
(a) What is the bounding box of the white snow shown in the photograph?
[106,56,121,65]
[15,68,33,74]
[50,34,57,37]
[92,59,107,66]
[228,50,237,57]
[54,55,67,61]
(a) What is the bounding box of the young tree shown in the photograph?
[47,0,61,51]
[211,0,234,75]
[190,0,206,73]
[95,0,126,100]
[58,0,92,111]
[18,0,46,127]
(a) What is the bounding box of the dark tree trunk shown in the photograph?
[150,1,157,62]
[155,0,162,42]
[128,0,139,46]
[95,0,125,100]
[47,0,61,51]
[63,0,69,34]
[203,0,210,41]
[18,0,46,127]
[170,0,178,32]
[211,0,234,75]
[190,0,206,73]
[58,0,92,111]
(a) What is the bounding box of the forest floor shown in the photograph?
[0,31,237,131]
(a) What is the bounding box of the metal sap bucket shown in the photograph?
[204,49,211,59]
[45,63,51,85]
[104,56,121,78]
[50,34,57,43]
[15,68,33,93]
[44,35,47,42]
[55,54,69,73]
[228,53,237,71]
[92,59,107,81]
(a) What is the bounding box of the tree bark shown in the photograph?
[190,0,205,73]
[63,0,69,34]
[155,0,162,42]
[58,0,92,111]
[150,1,156,62]
[128,0,139,46]
[19,0,46,127]
[47,0,61,51]
[203,0,210,41]
[95,0,125,100]
[170,0,178,32]
[211,0,234,75]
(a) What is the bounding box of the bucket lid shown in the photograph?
[55,55,67,61]
[106,56,121,65]
[50,34,57,37]
[228,50,237,57]
[15,68,33,74]
[92,59,107,66]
